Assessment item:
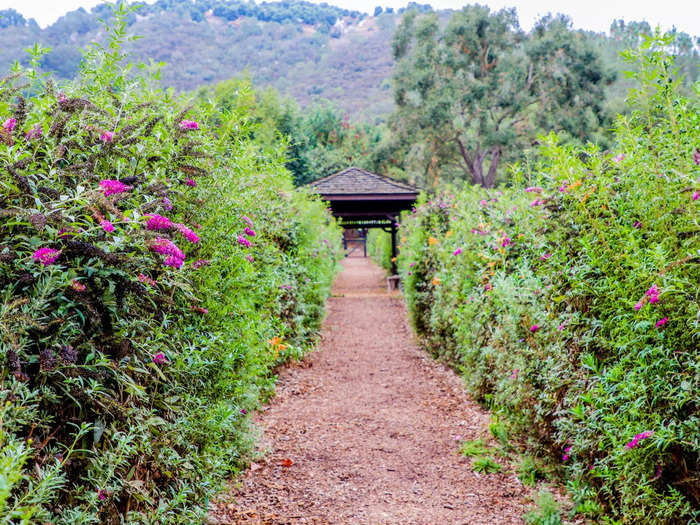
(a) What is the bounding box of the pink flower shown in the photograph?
[246,255,254,263]
[25,124,42,140]
[655,317,668,328]
[510,369,518,380]
[100,131,114,143]
[184,178,197,187]
[99,219,114,233]
[71,280,86,292]
[634,301,644,311]
[3,118,16,133]
[479,199,488,206]
[244,227,256,237]
[693,190,699,201]
[562,445,572,461]
[530,324,540,333]
[530,198,543,207]
[162,197,173,210]
[163,255,184,268]
[238,235,251,248]
[500,237,512,247]
[190,305,208,314]
[178,119,199,130]
[32,247,61,266]
[175,223,200,244]
[149,237,184,259]
[625,431,653,449]
[525,186,543,193]
[557,322,567,331]
[613,153,625,163]
[145,214,173,231]
[152,352,168,365]
[539,253,552,261]
[240,408,248,415]
[409,262,415,267]
[453,247,462,256]
[633,221,642,228]
[646,284,660,304]
[138,273,157,286]
[100,179,132,197]
[693,149,700,166]
[192,259,210,269]
[96,489,107,501]
[484,283,492,291]
[242,215,254,228]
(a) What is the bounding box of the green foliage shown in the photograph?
[459,438,488,458]
[472,456,502,474]
[366,228,393,272]
[524,491,563,525]
[391,6,612,188]
[517,456,541,487]
[0,8,341,522]
[397,36,699,523]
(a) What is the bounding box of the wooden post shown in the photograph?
[390,223,397,275]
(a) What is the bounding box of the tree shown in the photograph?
[391,7,611,187]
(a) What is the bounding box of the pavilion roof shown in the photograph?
[308,167,419,196]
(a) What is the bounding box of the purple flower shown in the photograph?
[409,262,415,267]
[693,148,700,166]
[530,324,540,333]
[562,445,572,461]
[244,227,256,237]
[453,247,462,256]
[693,190,699,201]
[100,179,132,197]
[3,118,16,133]
[32,247,61,266]
[25,124,42,141]
[246,255,254,263]
[163,255,184,268]
[138,273,157,286]
[145,214,173,231]
[484,283,492,291]
[539,253,552,261]
[238,235,251,248]
[633,220,642,228]
[655,317,668,328]
[184,178,197,187]
[525,186,543,194]
[500,237,512,247]
[625,431,653,449]
[646,284,660,304]
[175,223,200,244]
[530,198,543,207]
[153,352,168,365]
[96,489,107,501]
[510,369,518,380]
[613,153,625,163]
[99,219,114,233]
[242,215,254,228]
[634,301,644,311]
[179,119,199,130]
[100,131,114,143]
[240,408,248,415]
[162,197,173,210]
[192,259,210,269]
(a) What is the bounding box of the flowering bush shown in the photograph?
[0,9,340,523]
[395,36,699,523]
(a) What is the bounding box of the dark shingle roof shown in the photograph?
[308,167,419,195]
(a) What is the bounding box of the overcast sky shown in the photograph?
[2,0,699,35]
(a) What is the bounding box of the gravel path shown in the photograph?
[210,256,529,524]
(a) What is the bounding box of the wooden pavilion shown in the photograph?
[308,167,419,275]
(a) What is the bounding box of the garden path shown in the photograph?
[210,256,529,524]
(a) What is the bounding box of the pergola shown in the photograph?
[308,167,419,274]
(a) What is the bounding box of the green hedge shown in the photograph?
[0,11,340,524]
[366,228,393,272]
[398,38,699,523]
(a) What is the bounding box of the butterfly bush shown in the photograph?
[0,11,341,524]
[391,37,699,524]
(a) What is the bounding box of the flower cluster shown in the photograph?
[625,431,653,449]
[100,179,132,197]
[175,223,200,244]
[178,120,199,130]
[145,214,173,231]
[149,237,185,268]
[32,247,61,266]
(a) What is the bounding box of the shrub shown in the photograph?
[398,34,699,523]
[0,8,341,523]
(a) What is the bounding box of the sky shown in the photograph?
[1,0,699,35]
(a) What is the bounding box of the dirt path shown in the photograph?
[210,257,529,524]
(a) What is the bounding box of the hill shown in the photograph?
[0,2,697,123]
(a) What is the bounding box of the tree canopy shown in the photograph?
[391,6,613,187]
